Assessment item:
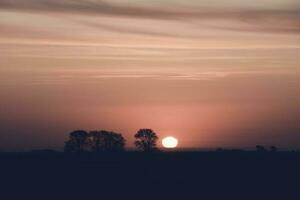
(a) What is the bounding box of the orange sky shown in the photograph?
[0,0,300,150]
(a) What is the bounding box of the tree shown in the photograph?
[256,145,267,153]
[64,140,76,152]
[64,130,89,152]
[270,146,278,152]
[89,130,126,152]
[134,129,158,152]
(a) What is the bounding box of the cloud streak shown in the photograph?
[0,0,300,149]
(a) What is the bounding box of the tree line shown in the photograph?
[64,129,158,152]
[64,128,279,153]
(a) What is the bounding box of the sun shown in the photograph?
[162,136,178,148]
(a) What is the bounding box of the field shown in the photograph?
[1,151,299,199]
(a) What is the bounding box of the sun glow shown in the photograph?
[162,136,178,148]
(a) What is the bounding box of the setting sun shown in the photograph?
[162,136,178,148]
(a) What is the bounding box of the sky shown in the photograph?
[0,0,300,150]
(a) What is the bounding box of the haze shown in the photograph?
[0,0,300,150]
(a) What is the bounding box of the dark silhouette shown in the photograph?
[134,129,158,152]
[1,140,300,199]
[270,146,278,152]
[256,145,267,152]
[64,130,89,152]
[89,130,126,152]
[1,149,300,199]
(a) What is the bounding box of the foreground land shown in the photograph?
[1,151,300,199]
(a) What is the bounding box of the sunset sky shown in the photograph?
[0,0,300,150]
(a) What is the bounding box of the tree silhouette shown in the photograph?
[256,145,267,153]
[64,140,77,152]
[270,146,278,152]
[89,130,126,152]
[134,129,158,152]
[64,130,89,152]
[89,130,104,152]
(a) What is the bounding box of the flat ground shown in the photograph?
[1,151,299,199]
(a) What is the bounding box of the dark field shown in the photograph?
[1,151,300,199]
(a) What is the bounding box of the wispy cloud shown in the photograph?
[0,0,300,149]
